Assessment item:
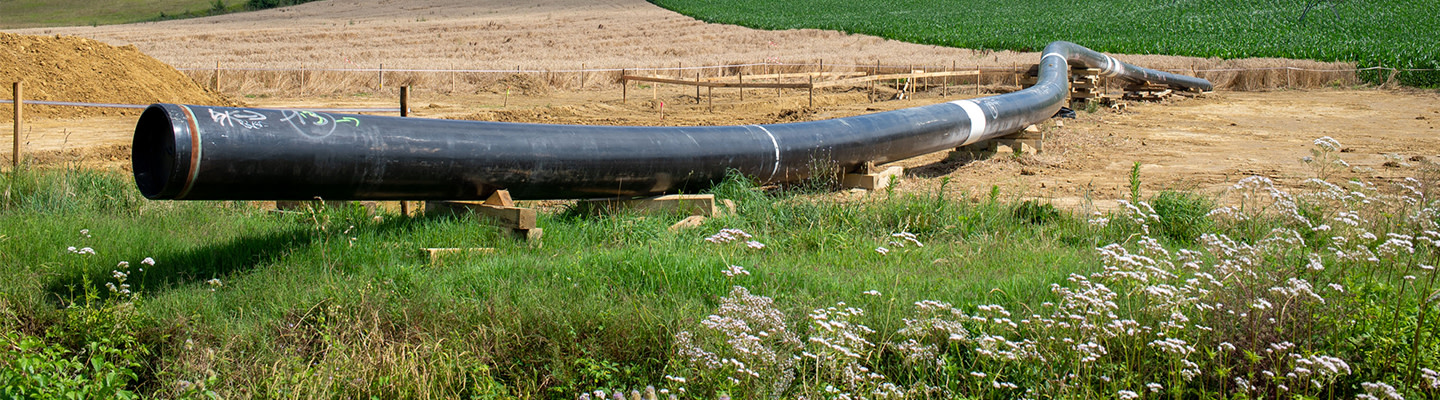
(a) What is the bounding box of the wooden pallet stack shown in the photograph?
[1123,82,1173,101]
[1019,65,1107,106]
[1069,67,1103,108]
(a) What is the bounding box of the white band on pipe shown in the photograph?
[951,100,988,146]
[1042,53,1065,62]
[755,125,782,181]
[1103,55,1125,77]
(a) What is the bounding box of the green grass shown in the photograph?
[0,168,1101,398]
[648,0,1440,87]
[3,156,1437,399]
[0,0,320,29]
[0,0,222,28]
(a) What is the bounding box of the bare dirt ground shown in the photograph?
[4,0,1437,209]
[9,0,1353,90]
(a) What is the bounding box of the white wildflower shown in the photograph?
[722,265,750,277]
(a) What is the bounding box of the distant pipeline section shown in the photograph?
[132,41,1211,201]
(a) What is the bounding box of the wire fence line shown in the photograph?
[175,63,1437,74]
[0,99,397,113]
[8,63,1423,110]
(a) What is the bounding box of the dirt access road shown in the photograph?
[6,0,1438,207]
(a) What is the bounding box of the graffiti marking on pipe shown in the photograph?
[209,109,267,129]
[280,110,354,138]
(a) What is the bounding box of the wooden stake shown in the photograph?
[707,86,712,113]
[977,66,982,95]
[399,86,410,216]
[653,75,658,100]
[695,73,701,104]
[450,63,457,93]
[11,81,19,169]
[739,70,744,101]
[400,86,410,117]
[213,61,221,91]
[379,63,385,91]
[908,64,914,97]
[808,74,814,107]
[944,61,952,97]
[579,63,585,89]
[870,60,878,102]
[774,62,780,97]
[621,69,627,103]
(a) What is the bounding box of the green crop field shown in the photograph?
[649,0,1440,87]
[0,0,318,29]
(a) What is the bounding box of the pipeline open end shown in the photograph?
[132,104,192,200]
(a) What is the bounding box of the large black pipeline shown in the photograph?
[133,41,1211,201]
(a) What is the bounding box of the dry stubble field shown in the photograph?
[5,0,1440,206]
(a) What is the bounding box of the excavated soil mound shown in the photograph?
[1,32,233,119]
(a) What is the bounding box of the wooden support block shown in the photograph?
[512,228,543,241]
[579,194,718,217]
[425,200,538,230]
[841,165,903,190]
[668,215,708,232]
[486,190,515,207]
[423,247,496,264]
[992,139,1040,155]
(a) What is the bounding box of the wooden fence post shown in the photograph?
[774,62,780,97]
[11,81,19,169]
[707,86,712,113]
[944,61,953,97]
[621,69,627,103]
[399,86,410,216]
[871,60,878,102]
[213,61,221,91]
[808,75,814,107]
[579,63,586,89]
[695,73,701,104]
[907,64,914,97]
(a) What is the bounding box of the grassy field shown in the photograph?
[0,0,322,28]
[0,0,226,28]
[2,138,1439,399]
[649,0,1440,87]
